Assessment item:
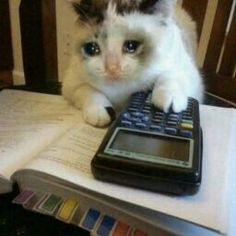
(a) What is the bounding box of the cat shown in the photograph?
[62,0,204,127]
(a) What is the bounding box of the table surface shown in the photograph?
[0,86,235,236]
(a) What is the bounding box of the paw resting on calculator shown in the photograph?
[83,105,116,127]
[152,87,188,113]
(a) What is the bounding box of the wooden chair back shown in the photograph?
[19,0,58,91]
[182,0,236,102]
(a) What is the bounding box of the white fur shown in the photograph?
[62,3,204,127]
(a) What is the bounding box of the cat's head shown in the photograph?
[71,0,176,85]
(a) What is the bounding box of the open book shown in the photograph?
[0,89,235,235]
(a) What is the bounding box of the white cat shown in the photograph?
[62,0,204,127]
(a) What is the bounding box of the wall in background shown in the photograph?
[55,0,77,82]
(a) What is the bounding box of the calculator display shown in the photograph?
[104,128,194,168]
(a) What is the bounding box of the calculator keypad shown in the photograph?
[120,92,196,138]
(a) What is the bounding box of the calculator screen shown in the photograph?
[107,129,191,164]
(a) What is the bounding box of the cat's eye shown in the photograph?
[123,40,141,54]
[83,42,101,56]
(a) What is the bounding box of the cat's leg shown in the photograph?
[62,58,115,127]
[152,72,190,113]
[70,84,115,127]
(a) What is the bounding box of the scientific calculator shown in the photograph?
[92,91,203,195]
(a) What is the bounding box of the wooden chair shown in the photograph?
[182,0,236,103]
[19,0,236,102]
[0,0,13,87]
[19,0,58,92]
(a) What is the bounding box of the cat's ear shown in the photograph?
[140,0,176,17]
[69,0,105,23]
[70,0,91,18]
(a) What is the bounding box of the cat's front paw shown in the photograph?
[152,88,188,113]
[83,105,115,127]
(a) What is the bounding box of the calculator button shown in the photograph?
[182,115,193,120]
[154,114,165,119]
[143,107,151,112]
[135,123,147,129]
[131,101,140,105]
[152,118,162,123]
[128,107,139,112]
[130,105,140,109]
[150,125,162,132]
[154,116,164,121]
[154,112,164,118]
[181,119,193,125]
[167,116,179,122]
[181,123,193,129]
[165,127,178,135]
[168,113,180,118]
[180,130,193,138]
[131,117,142,123]
[182,112,192,117]
[131,112,144,118]
[166,120,178,126]
[142,116,150,122]
[168,114,179,118]
[122,112,132,120]
[121,120,132,127]
[142,109,151,114]
[155,111,164,116]
[144,101,152,106]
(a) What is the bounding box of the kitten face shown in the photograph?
[72,0,174,85]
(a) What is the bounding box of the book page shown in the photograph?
[20,105,236,234]
[24,123,107,179]
[0,90,81,179]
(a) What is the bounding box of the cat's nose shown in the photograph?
[105,55,121,80]
[107,64,120,76]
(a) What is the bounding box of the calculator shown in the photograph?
[91,91,203,195]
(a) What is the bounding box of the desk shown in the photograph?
[0,88,235,236]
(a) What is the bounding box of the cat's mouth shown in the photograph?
[105,74,121,83]
[105,70,121,82]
